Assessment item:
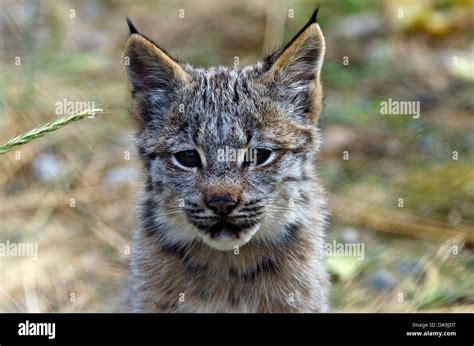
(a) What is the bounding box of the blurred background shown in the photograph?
[0,0,473,312]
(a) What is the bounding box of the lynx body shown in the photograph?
[123,9,329,312]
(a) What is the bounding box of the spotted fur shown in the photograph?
[123,8,329,312]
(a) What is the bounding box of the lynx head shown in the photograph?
[124,9,325,251]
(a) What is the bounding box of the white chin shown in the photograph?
[199,224,261,251]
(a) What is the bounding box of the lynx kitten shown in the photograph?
[123,8,329,312]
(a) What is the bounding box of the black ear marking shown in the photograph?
[263,6,321,70]
[301,6,319,32]
[124,18,180,63]
[281,6,320,55]
[259,4,325,124]
[311,6,320,24]
[126,17,139,35]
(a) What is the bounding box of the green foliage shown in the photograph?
[0,108,104,154]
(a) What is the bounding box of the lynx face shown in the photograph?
[124,11,325,251]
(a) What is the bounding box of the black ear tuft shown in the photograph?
[260,4,325,124]
[263,6,321,70]
[311,6,319,24]
[286,6,320,49]
[126,17,139,35]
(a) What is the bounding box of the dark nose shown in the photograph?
[206,195,238,216]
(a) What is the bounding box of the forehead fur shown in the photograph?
[126,10,325,157]
[142,65,314,154]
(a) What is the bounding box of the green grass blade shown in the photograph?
[0,108,104,154]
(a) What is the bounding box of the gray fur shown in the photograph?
[123,13,329,312]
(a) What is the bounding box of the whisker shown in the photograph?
[157,210,186,216]
[244,199,263,207]
[239,206,264,213]
[266,207,294,212]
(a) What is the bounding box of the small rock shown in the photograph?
[103,166,140,184]
[369,269,398,292]
[340,228,360,244]
[396,260,425,281]
[335,12,384,40]
[365,40,393,62]
[32,153,62,181]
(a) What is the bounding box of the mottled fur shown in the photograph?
[123,8,329,312]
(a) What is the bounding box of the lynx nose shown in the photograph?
[206,195,238,216]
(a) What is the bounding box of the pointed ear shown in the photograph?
[262,8,325,124]
[123,19,190,123]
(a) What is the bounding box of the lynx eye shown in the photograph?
[174,150,201,168]
[243,148,273,167]
[255,149,272,165]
